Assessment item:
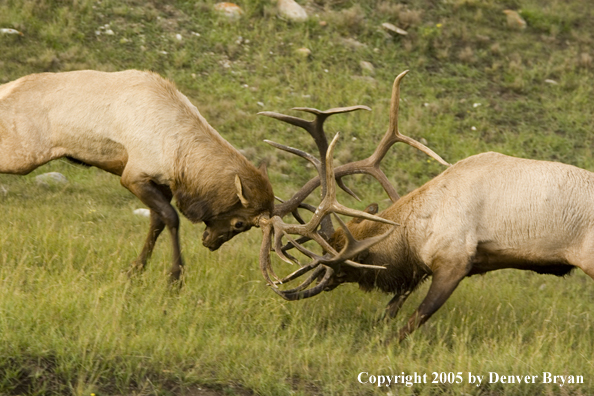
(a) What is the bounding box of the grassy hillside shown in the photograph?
[1,0,593,395]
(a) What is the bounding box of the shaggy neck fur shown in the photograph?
[331,199,432,295]
[170,115,273,223]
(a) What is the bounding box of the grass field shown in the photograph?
[1,0,594,394]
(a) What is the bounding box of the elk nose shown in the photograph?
[202,229,210,242]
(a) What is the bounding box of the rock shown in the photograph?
[295,47,312,58]
[133,208,151,218]
[214,3,243,20]
[0,28,24,36]
[503,10,526,30]
[36,172,68,187]
[381,22,408,36]
[277,0,308,22]
[351,75,377,85]
[339,37,367,50]
[359,61,375,76]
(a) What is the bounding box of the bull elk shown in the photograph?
[0,69,274,281]
[258,70,594,342]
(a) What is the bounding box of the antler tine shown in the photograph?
[271,266,335,301]
[276,266,326,293]
[291,105,371,116]
[371,70,449,167]
[260,106,371,167]
[260,106,370,204]
[276,262,320,284]
[259,221,279,287]
[325,214,396,269]
[323,133,399,227]
[336,177,361,201]
[257,111,311,131]
[264,139,321,173]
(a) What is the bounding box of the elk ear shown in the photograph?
[351,203,379,224]
[366,203,379,214]
[235,174,249,208]
[258,161,269,179]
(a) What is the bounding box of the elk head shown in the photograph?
[201,164,274,251]
[258,70,449,300]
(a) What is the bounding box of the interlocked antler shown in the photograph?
[258,132,398,300]
[258,70,449,300]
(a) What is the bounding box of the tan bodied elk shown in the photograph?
[259,70,594,342]
[0,69,274,281]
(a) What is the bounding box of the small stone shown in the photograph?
[381,22,408,36]
[133,208,151,218]
[214,3,243,20]
[503,10,526,30]
[0,28,24,36]
[350,75,377,85]
[359,61,375,75]
[277,0,308,22]
[295,47,312,58]
[36,172,68,187]
[339,37,367,50]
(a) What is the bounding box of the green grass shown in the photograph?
[1,0,594,394]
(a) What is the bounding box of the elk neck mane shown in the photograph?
[333,200,432,295]
[168,97,273,223]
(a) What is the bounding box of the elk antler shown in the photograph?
[258,133,398,299]
[261,70,449,220]
[258,70,449,300]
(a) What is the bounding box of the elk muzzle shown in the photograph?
[202,228,231,251]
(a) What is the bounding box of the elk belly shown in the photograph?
[470,241,575,276]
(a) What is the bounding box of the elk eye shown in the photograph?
[234,221,244,229]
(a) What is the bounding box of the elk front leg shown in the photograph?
[397,262,469,342]
[383,290,412,320]
[121,174,183,282]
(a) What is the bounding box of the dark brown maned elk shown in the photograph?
[0,70,274,281]
[258,70,594,342]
